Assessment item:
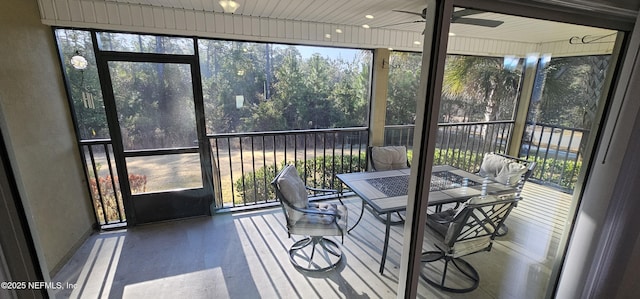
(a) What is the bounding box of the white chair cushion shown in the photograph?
[371,146,408,171]
[478,153,509,179]
[495,161,527,186]
[276,166,308,224]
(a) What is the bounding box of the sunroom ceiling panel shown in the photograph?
[48,0,619,55]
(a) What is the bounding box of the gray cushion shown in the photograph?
[371,146,408,171]
[276,165,308,224]
[288,202,347,237]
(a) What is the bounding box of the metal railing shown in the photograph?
[520,122,586,191]
[384,121,515,173]
[207,127,369,208]
[80,139,127,226]
[79,121,582,223]
[385,121,583,192]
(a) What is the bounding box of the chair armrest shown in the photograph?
[305,186,344,204]
[429,209,456,224]
[305,186,339,193]
[281,200,343,219]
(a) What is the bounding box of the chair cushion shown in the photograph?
[426,209,456,238]
[288,202,347,237]
[276,166,308,224]
[479,154,527,186]
[495,161,527,186]
[371,146,408,171]
[478,153,509,178]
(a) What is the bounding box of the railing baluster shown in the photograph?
[541,125,554,182]
[262,136,267,202]
[239,137,246,206]
[492,123,501,154]
[87,145,108,224]
[304,133,308,186]
[551,128,565,186]
[313,132,317,186]
[273,135,277,184]
[251,137,257,204]
[214,139,223,206]
[331,133,336,190]
[349,132,354,173]
[284,134,288,166]
[568,129,581,190]
[294,134,298,170]
[103,143,122,222]
[227,137,235,207]
[323,132,327,189]
[560,130,576,189]
[359,130,365,170]
[462,124,472,171]
[341,132,346,175]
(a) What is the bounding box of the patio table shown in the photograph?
[336,165,515,274]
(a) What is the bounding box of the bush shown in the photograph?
[89,173,147,223]
[234,153,366,204]
[432,148,581,190]
[233,148,581,205]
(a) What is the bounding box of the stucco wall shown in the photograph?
[0,0,94,277]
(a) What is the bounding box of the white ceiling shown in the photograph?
[98,0,618,44]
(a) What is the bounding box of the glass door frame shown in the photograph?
[94,42,214,225]
[401,0,634,297]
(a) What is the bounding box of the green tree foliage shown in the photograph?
[199,43,372,133]
[443,55,521,122]
[385,53,522,126]
[536,56,610,129]
[386,52,422,125]
[55,29,109,140]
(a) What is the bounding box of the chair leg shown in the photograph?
[495,223,509,237]
[420,251,480,293]
[289,236,343,272]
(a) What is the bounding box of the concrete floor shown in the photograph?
[52,183,571,299]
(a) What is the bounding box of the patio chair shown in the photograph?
[421,193,519,293]
[271,165,348,272]
[368,145,410,224]
[477,153,536,236]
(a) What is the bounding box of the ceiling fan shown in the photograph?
[382,8,504,29]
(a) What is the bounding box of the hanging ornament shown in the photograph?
[82,91,95,109]
[72,49,95,109]
[71,50,88,70]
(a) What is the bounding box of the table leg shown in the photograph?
[348,198,366,233]
[379,212,392,274]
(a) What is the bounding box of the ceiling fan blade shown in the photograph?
[392,9,426,19]
[452,8,485,18]
[377,20,425,28]
[453,17,503,28]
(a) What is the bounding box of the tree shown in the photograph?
[55,29,109,140]
[443,55,521,123]
[386,52,422,125]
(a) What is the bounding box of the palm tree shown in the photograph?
[442,55,523,153]
[443,55,522,123]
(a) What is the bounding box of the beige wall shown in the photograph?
[0,0,94,277]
